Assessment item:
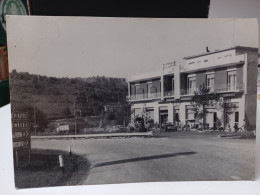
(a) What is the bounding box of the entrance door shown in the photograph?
[225,112,235,131]
[206,112,213,128]
[213,112,217,130]
[159,111,168,127]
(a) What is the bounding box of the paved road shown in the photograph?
[31,134,255,185]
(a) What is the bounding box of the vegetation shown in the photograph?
[10,70,129,120]
[191,85,220,129]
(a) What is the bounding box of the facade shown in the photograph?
[127,46,258,131]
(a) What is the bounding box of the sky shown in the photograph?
[209,0,260,51]
[6,16,258,79]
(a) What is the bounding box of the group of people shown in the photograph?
[227,119,246,133]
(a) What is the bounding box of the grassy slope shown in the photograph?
[14,149,91,189]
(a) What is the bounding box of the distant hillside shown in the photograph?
[75,76,126,84]
[10,70,128,119]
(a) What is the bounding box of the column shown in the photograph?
[179,102,186,125]
[168,104,174,123]
[161,68,164,100]
[175,63,181,99]
[127,82,130,100]
[154,105,160,124]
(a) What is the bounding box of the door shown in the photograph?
[206,112,213,128]
[225,112,235,131]
[213,112,217,130]
[159,111,168,127]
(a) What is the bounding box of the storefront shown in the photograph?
[224,102,239,131]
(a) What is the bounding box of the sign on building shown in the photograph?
[11,102,32,167]
[163,61,176,75]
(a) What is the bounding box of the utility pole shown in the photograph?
[34,106,36,136]
[74,102,77,135]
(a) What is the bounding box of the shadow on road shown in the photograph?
[94,151,196,167]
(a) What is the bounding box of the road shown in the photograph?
[31,134,255,185]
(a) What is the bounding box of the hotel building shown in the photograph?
[127,46,258,131]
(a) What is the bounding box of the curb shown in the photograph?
[31,132,153,140]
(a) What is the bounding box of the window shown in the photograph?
[188,76,196,94]
[175,109,180,122]
[206,73,215,91]
[186,105,195,121]
[135,84,144,99]
[227,70,237,91]
[134,108,142,118]
[148,83,157,98]
[146,108,154,121]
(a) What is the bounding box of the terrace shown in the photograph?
[180,83,244,96]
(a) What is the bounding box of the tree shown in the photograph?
[62,107,71,116]
[191,85,220,130]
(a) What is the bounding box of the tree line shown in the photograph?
[10,70,129,120]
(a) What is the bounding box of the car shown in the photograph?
[163,123,177,132]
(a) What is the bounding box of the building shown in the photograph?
[104,103,122,114]
[127,46,258,131]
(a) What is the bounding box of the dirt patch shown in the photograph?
[14,149,90,189]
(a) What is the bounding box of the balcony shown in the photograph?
[128,92,161,101]
[180,88,197,96]
[181,83,244,96]
[164,90,174,97]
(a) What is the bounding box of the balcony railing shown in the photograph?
[181,88,197,95]
[164,90,174,97]
[181,83,244,95]
[129,92,161,101]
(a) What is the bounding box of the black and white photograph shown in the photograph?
[6,16,258,188]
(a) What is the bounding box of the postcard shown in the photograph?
[7,16,258,188]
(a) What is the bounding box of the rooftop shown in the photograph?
[184,46,258,60]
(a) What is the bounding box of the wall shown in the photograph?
[244,50,258,131]
[236,64,243,89]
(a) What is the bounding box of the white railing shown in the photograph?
[181,83,244,95]
[164,90,174,97]
[129,92,161,101]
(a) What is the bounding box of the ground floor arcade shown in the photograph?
[131,95,246,132]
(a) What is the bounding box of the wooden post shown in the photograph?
[59,155,65,174]
[15,150,19,168]
[68,145,71,155]
[34,106,36,136]
[74,102,77,135]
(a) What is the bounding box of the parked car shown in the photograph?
[163,123,178,132]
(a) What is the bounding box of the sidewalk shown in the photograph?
[153,130,256,139]
[31,132,153,140]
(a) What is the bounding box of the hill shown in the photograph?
[9,70,128,119]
